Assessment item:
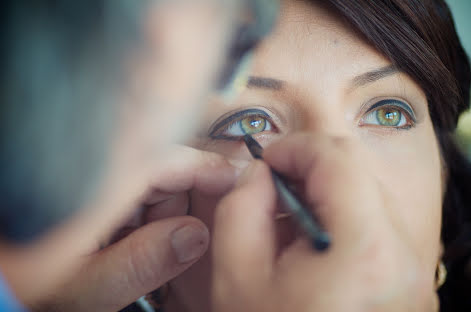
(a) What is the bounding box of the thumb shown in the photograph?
[57,216,209,312]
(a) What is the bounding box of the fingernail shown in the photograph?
[171,225,209,264]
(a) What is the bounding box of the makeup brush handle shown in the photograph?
[271,171,330,251]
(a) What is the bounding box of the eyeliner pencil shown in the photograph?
[243,134,331,251]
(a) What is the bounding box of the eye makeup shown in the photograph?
[365,99,416,121]
[360,98,417,130]
[243,134,331,251]
[209,108,278,140]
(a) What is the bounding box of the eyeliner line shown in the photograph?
[366,99,416,122]
[209,108,270,138]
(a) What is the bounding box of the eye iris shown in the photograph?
[376,108,401,126]
[240,116,267,134]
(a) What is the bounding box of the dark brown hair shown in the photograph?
[317,0,471,310]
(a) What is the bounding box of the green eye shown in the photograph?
[240,116,267,135]
[209,109,275,140]
[361,100,415,129]
[376,108,402,126]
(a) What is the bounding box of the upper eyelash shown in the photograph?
[365,99,417,123]
[208,109,272,138]
[208,99,415,139]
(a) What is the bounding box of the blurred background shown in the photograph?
[447,0,471,158]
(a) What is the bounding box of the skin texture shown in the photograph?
[166,0,443,311]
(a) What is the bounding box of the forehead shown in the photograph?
[251,0,391,88]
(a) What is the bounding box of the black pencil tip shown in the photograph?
[312,232,331,251]
[243,134,264,159]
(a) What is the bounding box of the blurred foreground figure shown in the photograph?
[0,0,278,311]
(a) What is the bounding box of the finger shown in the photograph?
[143,192,189,222]
[105,192,190,246]
[264,133,382,251]
[212,161,277,294]
[263,133,347,180]
[149,145,245,195]
[59,216,209,312]
[109,146,244,244]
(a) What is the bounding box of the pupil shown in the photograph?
[250,119,262,128]
[377,108,400,126]
[385,111,397,120]
[241,116,267,134]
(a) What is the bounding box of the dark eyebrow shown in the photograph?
[247,76,285,90]
[350,65,400,89]
[247,67,398,92]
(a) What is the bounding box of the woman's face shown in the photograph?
[169,1,443,310]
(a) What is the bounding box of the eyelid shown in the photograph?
[364,99,417,123]
[208,108,272,137]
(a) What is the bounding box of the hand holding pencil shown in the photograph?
[211,133,433,312]
[243,134,330,251]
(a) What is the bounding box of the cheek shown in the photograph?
[365,126,442,271]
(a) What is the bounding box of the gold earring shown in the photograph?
[435,261,447,289]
